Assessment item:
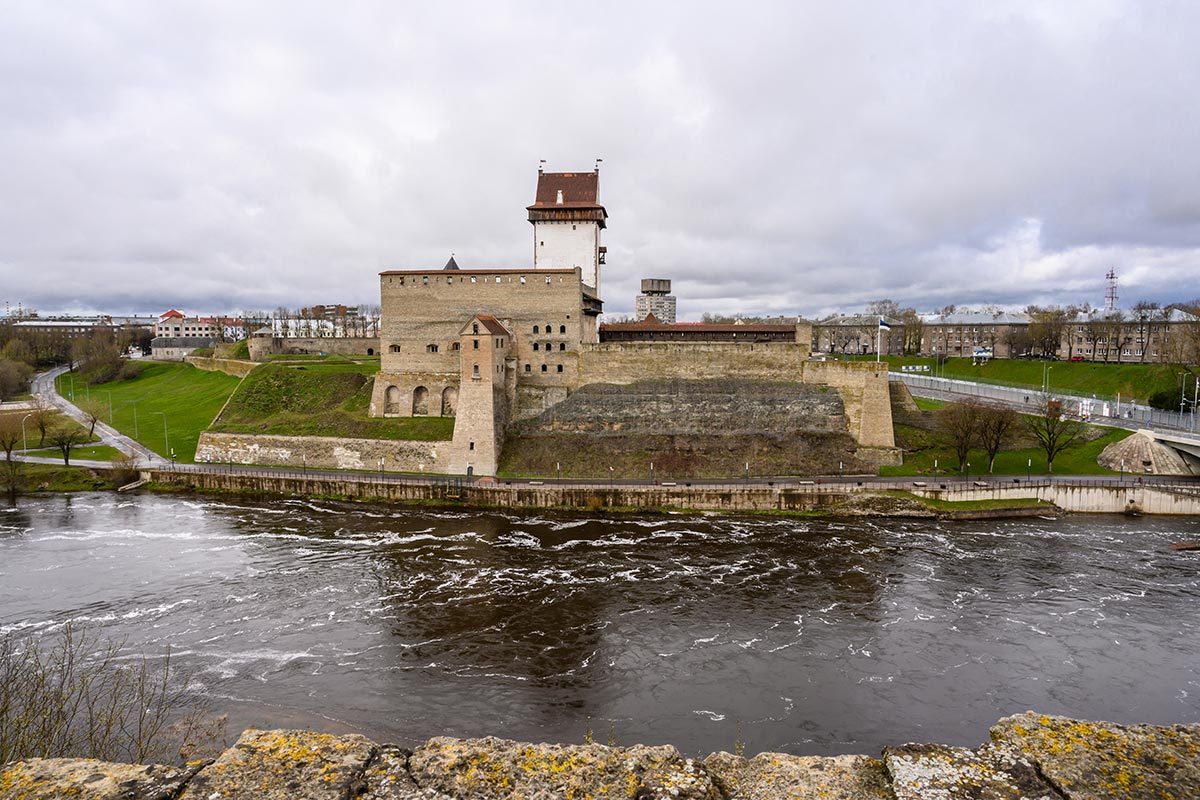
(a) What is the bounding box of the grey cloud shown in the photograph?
[2,1,1199,319]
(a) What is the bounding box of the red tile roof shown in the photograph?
[463,314,510,336]
[602,319,797,333]
[528,172,602,209]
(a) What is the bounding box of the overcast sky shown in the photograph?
[3,1,1199,321]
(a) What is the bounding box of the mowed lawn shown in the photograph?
[56,362,241,462]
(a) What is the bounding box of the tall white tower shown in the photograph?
[527,167,608,295]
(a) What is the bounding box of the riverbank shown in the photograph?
[4,712,1197,799]
[139,466,1200,517]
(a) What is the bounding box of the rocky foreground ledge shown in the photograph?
[3,713,1199,799]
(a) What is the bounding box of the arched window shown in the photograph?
[384,385,401,415]
[559,343,566,351]
[412,386,429,416]
[532,343,539,351]
[541,364,548,372]
[556,364,563,373]
[426,343,439,353]
[472,363,480,377]
[472,322,479,334]
[389,344,401,353]
[559,325,566,334]
[533,325,539,334]
[441,386,458,416]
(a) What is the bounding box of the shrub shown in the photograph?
[117,361,144,381]
[0,623,226,765]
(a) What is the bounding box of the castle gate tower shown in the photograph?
[527,167,608,296]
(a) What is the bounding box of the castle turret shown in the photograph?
[527,168,607,296]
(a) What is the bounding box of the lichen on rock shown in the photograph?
[883,741,1057,799]
[0,757,196,800]
[992,712,1200,800]
[704,750,894,799]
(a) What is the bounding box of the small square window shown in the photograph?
[470,276,477,283]
[545,276,551,284]
[524,364,531,373]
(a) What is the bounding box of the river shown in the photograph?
[2,493,1198,756]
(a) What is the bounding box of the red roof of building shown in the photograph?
[528,171,603,209]
[461,314,510,336]
[159,309,185,319]
[601,318,797,333]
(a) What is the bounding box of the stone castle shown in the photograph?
[369,167,896,476]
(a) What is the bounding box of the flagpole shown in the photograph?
[876,324,881,363]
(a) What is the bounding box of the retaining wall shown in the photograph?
[184,356,258,378]
[194,433,449,473]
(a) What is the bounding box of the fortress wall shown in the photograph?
[195,432,449,473]
[577,344,895,449]
[369,371,458,418]
[247,336,378,363]
[379,269,589,379]
[184,356,258,378]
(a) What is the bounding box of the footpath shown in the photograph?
[3,713,1198,799]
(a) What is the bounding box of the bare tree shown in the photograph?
[1024,399,1087,473]
[976,405,1019,473]
[47,422,88,466]
[29,395,55,448]
[1025,305,1070,358]
[79,397,107,438]
[900,308,924,354]
[937,401,980,472]
[0,414,21,461]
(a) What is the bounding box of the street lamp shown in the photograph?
[21,412,32,453]
[1027,458,1032,483]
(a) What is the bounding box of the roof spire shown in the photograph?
[443,254,460,271]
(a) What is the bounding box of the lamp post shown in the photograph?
[102,391,113,423]
[1027,458,1032,483]
[132,401,139,438]
[151,412,168,460]
[21,412,32,453]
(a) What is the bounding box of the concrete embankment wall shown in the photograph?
[149,468,1200,516]
[149,469,851,512]
[921,482,1200,515]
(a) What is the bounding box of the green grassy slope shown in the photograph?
[210,363,452,441]
[57,362,241,462]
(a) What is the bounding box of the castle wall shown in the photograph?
[195,432,448,472]
[377,269,589,408]
[247,336,378,362]
[575,343,894,449]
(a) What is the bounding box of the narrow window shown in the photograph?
[520,276,526,284]
[524,364,531,373]
[447,276,452,284]
[533,325,539,334]
[541,364,548,372]
[559,343,566,351]
[545,276,551,284]
[533,343,539,351]
[451,342,460,351]
[473,322,479,334]
[473,339,479,349]
[469,441,474,451]
[472,363,479,376]
[559,325,566,333]
[556,364,563,373]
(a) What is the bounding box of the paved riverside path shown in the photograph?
[894,371,1200,436]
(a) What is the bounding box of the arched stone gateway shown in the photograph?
[384,385,401,416]
[412,386,429,416]
[441,386,458,417]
